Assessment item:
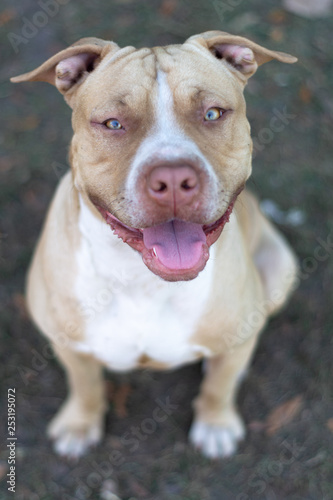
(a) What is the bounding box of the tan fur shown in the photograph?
[26,172,84,343]
[11,32,298,458]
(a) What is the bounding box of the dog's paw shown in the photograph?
[47,400,104,459]
[189,413,245,459]
[49,421,102,459]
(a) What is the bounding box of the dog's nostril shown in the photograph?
[181,179,195,190]
[156,182,167,193]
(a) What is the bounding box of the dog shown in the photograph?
[11,31,298,459]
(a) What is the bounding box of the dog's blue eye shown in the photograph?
[204,108,222,121]
[104,119,123,130]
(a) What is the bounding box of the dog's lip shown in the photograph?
[96,206,233,241]
[94,189,242,281]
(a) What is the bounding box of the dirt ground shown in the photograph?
[1,0,333,499]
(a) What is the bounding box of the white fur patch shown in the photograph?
[125,71,218,219]
[189,418,245,458]
[71,196,214,371]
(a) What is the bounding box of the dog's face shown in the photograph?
[12,31,296,281]
[71,40,251,281]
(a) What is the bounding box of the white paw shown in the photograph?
[48,420,102,459]
[47,400,104,459]
[189,416,245,459]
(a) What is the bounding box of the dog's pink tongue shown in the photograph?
[143,220,206,270]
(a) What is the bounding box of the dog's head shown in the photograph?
[12,32,296,281]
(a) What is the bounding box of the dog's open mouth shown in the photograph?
[96,202,236,281]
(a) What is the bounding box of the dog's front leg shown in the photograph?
[189,335,258,459]
[47,345,106,459]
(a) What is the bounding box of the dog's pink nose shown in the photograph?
[147,165,199,208]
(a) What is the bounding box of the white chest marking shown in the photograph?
[72,197,214,371]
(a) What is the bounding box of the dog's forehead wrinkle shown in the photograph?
[87,83,153,121]
[183,42,216,61]
[153,45,182,69]
[98,45,149,71]
[106,48,157,81]
[142,50,158,79]
[90,92,130,114]
[190,87,220,101]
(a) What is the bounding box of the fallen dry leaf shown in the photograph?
[22,189,45,211]
[0,8,16,27]
[268,9,287,24]
[0,156,16,173]
[105,380,115,401]
[13,115,40,131]
[270,27,284,42]
[299,85,312,104]
[159,0,178,17]
[0,462,7,481]
[12,293,29,320]
[105,381,132,418]
[266,395,303,436]
[248,420,266,433]
[326,418,333,433]
[128,478,150,498]
[114,383,132,418]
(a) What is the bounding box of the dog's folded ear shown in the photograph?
[186,31,297,82]
[11,37,119,98]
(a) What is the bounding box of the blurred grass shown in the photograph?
[1,0,333,499]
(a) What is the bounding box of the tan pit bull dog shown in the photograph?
[11,31,298,459]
